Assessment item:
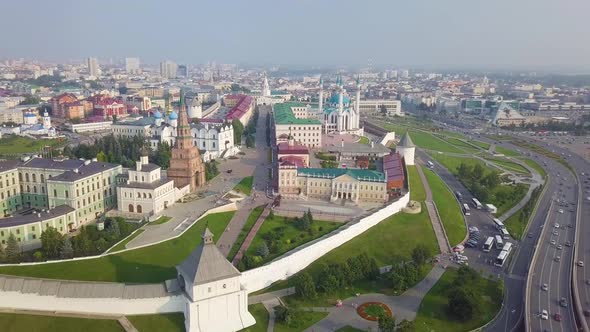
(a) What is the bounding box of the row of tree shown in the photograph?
[446,266,503,321]
[455,162,503,203]
[389,245,431,294]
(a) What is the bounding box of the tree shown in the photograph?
[274,305,291,324]
[96,151,107,162]
[107,219,121,240]
[245,134,255,148]
[268,210,275,220]
[41,226,65,259]
[305,208,314,224]
[411,244,430,266]
[378,314,396,332]
[448,287,477,320]
[397,319,416,332]
[95,238,109,252]
[295,216,310,231]
[232,119,244,144]
[33,251,44,261]
[5,233,20,263]
[380,104,388,116]
[19,94,40,105]
[318,273,339,294]
[0,241,4,262]
[60,237,74,259]
[294,272,317,299]
[152,142,172,169]
[255,242,270,258]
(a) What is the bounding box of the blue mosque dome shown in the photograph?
[153,110,163,119]
[169,111,178,120]
[329,93,350,105]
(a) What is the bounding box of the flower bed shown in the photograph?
[356,302,393,321]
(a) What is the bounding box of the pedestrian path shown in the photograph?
[415,163,452,253]
[249,287,295,305]
[231,204,271,264]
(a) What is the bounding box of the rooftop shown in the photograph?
[277,141,309,155]
[273,102,321,125]
[49,162,120,182]
[398,132,415,147]
[297,168,385,182]
[0,205,75,228]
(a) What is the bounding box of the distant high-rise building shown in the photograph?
[125,57,140,74]
[160,60,177,79]
[87,57,99,77]
[177,65,188,78]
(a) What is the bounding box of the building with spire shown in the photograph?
[319,75,363,135]
[177,228,255,332]
[395,132,415,165]
[167,92,206,192]
[262,75,271,97]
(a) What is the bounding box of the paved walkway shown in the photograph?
[303,265,447,332]
[415,163,452,254]
[261,297,282,332]
[118,317,139,332]
[230,204,271,264]
[249,288,296,305]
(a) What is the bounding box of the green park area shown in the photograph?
[228,205,266,260]
[234,176,254,195]
[0,212,234,283]
[239,211,341,270]
[442,137,481,154]
[405,130,463,154]
[522,158,547,179]
[423,169,466,246]
[108,229,145,253]
[504,185,544,239]
[484,157,530,175]
[408,165,426,201]
[471,140,490,150]
[414,268,502,332]
[494,145,520,157]
[241,304,269,332]
[358,136,370,144]
[335,326,365,332]
[274,310,328,332]
[0,135,65,155]
[0,312,185,332]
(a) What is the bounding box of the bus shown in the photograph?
[462,203,471,216]
[492,218,506,230]
[495,235,504,249]
[472,198,483,210]
[483,237,495,252]
[494,242,513,267]
[500,228,510,240]
[455,191,463,200]
[427,161,434,168]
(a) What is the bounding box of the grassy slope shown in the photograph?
[108,229,145,253]
[0,212,234,283]
[522,158,547,179]
[274,311,328,332]
[240,304,269,332]
[228,205,266,260]
[150,216,172,225]
[0,135,65,154]
[486,158,529,174]
[471,140,491,150]
[234,176,254,195]
[414,269,502,332]
[127,313,185,332]
[245,216,341,265]
[406,131,464,154]
[0,313,124,332]
[408,165,426,201]
[443,137,481,153]
[495,145,520,157]
[423,169,466,246]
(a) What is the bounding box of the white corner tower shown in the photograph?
[177,228,255,332]
[42,109,51,128]
[396,132,415,166]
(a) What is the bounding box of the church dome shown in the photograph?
[153,110,163,119]
[24,112,36,117]
[169,111,178,120]
[329,93,350,105]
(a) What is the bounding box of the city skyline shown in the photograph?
[1,0,590,70]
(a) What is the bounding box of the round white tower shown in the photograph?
[396,132,415,166]
[168,111,178,128]
[42,110,51,128]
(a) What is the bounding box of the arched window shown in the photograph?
[143,193,147,198]
[128,204,134,212]
[65,190,69,198]
[32,174,36,182]
[25,173,29,182]
[53,189,57,197]
[136,205,142,213]
[149,193,152,198]
[41,174,44,183]
[33,186,37,193]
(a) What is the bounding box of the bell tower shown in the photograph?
[167,91,206,191]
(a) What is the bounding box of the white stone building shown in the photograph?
[117,155,188,216]
[395,132,415,166]
[318,75,363,135]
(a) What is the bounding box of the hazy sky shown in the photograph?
[2,0,590,70]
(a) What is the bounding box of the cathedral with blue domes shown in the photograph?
[319,75,363,136]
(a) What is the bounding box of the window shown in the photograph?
[65,190,69,198]
[41,174,44,183]
[25,173,29,182]
[54,189,57,197]
[32,174,36,182]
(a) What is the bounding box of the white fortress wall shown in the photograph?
[241,192,409,292]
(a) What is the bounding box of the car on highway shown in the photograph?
[554,313,562,322]
[566,241,572,247]
[527,232,533,238]
[541,310,549,320]
[560,297,568,308]
[554,223,560,228]
[542,283,548,291]
[552,231,559,236]
[557,244,563,250]
[578,260,584,267]
[555,256,561,262]
[558,209,564,213]
[550,239,556,245]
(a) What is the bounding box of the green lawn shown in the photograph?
[335,326,366,332]
[108,229,145,253]
[240,304,269,332]
[485,158,530,175]
[403,131,464,154]
[494,145,520,157]
[234,176,254,195]
[414,269,502,332]
[423,169,466,246]
[127,313,185,332]
[358,136,370,145]
[443,137,481,154]
[522,158,547,179]
[408,165,427,201]
[274,310,328,332]
[264,208,438,297]
[151,216,172,225]
[228,205,266,260]
[0,212,235,283]
[0,313,124,332]
[245,216,342,266]
[428,153,494,175]
[0,134,66,155]
[471,140,491,150]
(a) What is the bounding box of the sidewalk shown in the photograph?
[231,204,271,264]
[415,163,452,254]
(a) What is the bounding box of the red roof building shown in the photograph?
[224,94,254,126]
[383,152,405,193]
